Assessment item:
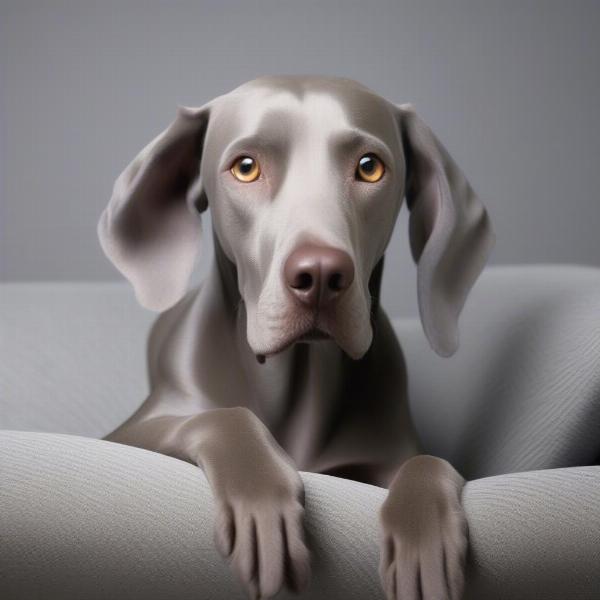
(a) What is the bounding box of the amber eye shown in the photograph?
[356,153,385,183]
[231,156,260,182]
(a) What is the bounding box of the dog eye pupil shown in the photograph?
[239,157,254,173]
[359,156,375,173]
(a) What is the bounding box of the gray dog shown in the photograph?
[99,76,493,600]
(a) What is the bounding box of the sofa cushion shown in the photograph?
[396,265,600,478]
[2,431,600,600]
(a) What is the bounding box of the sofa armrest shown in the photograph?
[463,467,600,599]
[2,431,599,599]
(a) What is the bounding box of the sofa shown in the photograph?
[2,265,600,599]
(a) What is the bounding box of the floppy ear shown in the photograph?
[398,104,494,357]
[98,106,210,311]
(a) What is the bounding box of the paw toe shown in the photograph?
[419,546,447,600]
[214,503,235,557]
[255,512,285,598]
[443,538,467,600]
[282,507,310,592]
[231,513,258,586]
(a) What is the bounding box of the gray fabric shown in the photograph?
[1,431,599,600]
[396,264,600,478]
[0,282,153,437]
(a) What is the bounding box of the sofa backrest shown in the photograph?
[397,265,600,478]
[0,282,154,438]
[2,265,600,479]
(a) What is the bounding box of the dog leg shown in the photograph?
[107,406,310,599]
[378,455,468,600]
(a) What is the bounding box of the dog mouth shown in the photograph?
[251,285,374,364]
[256,324,333,363]
[297,327,331,343]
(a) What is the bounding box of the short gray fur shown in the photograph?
[96,76,493,599]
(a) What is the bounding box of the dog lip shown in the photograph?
[297,327,331,342]
[260,325,332,358]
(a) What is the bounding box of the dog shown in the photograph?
[99,75,493,600]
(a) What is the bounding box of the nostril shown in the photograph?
[292,272,313,291]
[328,272,343,291]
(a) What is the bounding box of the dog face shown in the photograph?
[202,79,402,359]
[99,76,493,359]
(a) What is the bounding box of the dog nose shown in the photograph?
[284,244,355,308]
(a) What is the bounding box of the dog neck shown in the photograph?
[207,232,387,469]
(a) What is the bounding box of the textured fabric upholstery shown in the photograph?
[0,282,153,437]
[2,265,600,599]
[394,265,600,479]
[2,431,600,600]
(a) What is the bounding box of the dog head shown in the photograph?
[99,76,493,359]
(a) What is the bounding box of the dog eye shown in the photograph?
[356,154,385,183]
[231,156,261,183]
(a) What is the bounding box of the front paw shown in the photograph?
[378,455,468,600]
[214,491,310,599]
[190,407,311,598]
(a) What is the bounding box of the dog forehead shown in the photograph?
[211,76,398,147]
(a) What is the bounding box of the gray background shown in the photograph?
[1,0,599,317]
